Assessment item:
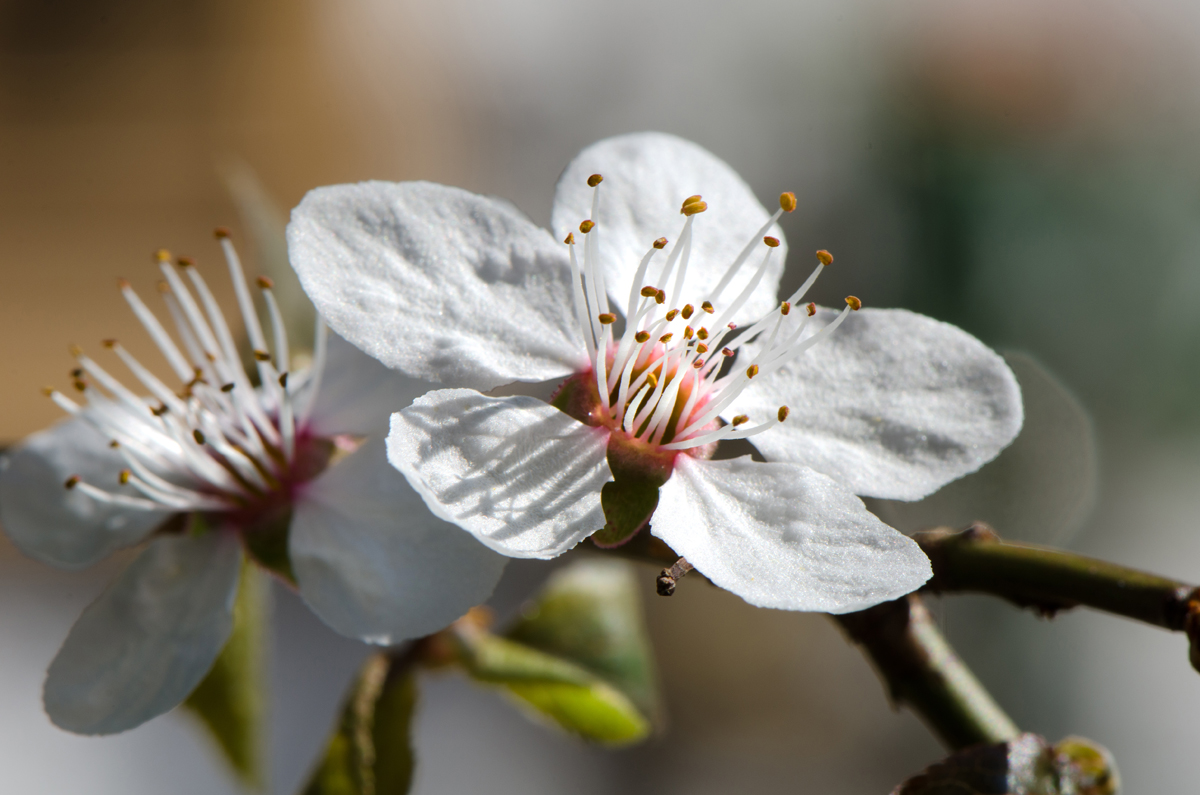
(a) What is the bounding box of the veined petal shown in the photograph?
[299,330,431,437]
[0,417,171,570]
[290,436,508,645]
[552,132,785,321]
[651,456,931,613]
[44,531,242,734]
[288,181,587,390]
[733,307,1024,501]
[386,389,612,559]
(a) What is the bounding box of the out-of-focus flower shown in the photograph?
[0,233,505,735]
[287,132,1022,614]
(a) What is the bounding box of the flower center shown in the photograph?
[52,230,332,526]
[552,174,859,461]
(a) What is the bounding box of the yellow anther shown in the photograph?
[777,406,790,422]
[746,364,759,379]
[665,309,679,321]
[653,237,668,250]
[696,327,709,340]
[681,304,694,320]
[816,249,834,266]
[41,386,55,397]
[257,276,274,289]
[564,232,575,245]
[683,326,694,339]
[154,249,171,263]
[696,343,709,354]
[598,313,616,325]
[693,358,705,369]
[806,302,816,316]
[781,302,791,315]
[64,476,80,490]
[119,469,131,485]
[701,301,714,313]
[647,372,659,388]
[193,429,206,444]
[69,344,83,357]
[254,350,271,361]
[731,414,749,426]
[634,331,651,343]
[102,339,117,349]
[655,289,666,304]
[587,174,604,187]
[72,379,86,393]
[109,440,120,448]
[214,227,232,239]
[763,236,780,248]
[579,219,596,234]
[659,333,674,343]
[641,285,659,297]
[780,192,797,213]
[177,256,195,268]
[681,198,708,216]
[845,296,862,311]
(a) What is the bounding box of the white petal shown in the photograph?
[0,417,171,570]
[651,456,930,613]
[291,436,508,644]
[552,132,785,320]
[386,389,611,559]
[44,531,242,734]
[734,307,1024,501]
[288,181,587,390]
[300,330,431,437]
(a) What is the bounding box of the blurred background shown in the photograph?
[3,0,1200,791]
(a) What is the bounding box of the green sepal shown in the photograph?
[184,556,269,791]
[506,559,661,722]
[594,479,660,547]
[302,654,418,795]
[892,733,1120,795]
[241,507,296,585]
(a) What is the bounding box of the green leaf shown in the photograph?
[892,733,1120,795]
[506,559,661,722]
[184,557,269,790]
[456,629,649,746]
[303,654,418,795]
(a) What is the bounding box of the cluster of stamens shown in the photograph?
[564,175,858,452]
[50,230,327,515]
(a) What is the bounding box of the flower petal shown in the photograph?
[288,181,587,390]
[651,455,930,613]
[733,307,1024,501]
[0,417,171,570]
[43,531,242,734]
[299,330,431,437]
[387,389,611,559]
[291,436,508,644]
[552,132,785,321]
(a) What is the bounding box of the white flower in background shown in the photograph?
[0,232,505,735]
[287,132,1023,614]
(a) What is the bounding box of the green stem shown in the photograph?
[835,595,1020,750]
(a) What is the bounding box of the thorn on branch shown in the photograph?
[657,557,693,596]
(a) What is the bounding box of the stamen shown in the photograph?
[817,249,834,266]
[731,415,749,426]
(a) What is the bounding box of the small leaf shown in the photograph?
[302,653,418,795]
[457,628,649,746]
[892,733,1120,795]
[506,559,661,722]
[184,557,269,790]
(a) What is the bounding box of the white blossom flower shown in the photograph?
[287,132,1023,614]
[0,234,505,735]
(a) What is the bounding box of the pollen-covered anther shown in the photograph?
[746,364,759,378]
[696,327,708,340]
[683,326,694,339]
[64,476,80,490]
[731,414,749,427]
[681,304,694,320]
[634,331,651,343]
[655,289,666,304]
[781,302,791,315]
[777,406,790,422]
[647,372,659,388]
[680,195,708,216]
[722,347,734,357]
[653,237,668,250]
[692,358,704,369]
[659,333,674,343]
[696,343,708,354]
[256,276,274,289]
[154,249,171,263]
[213,227,232,240]
[665,309,679,321]
[72,379,87,393]
[177,256,195,268]
[193,429,206,445]
[579,219,596,234]
[220,382,236,392]
[118,469,131,485]
[587,173,604,187]
[598,313,616,325]
[780,192,797,213]
[109,440,119,448]
[101,339,117,350]
[40,386,55,397]
[846,295,862,311]
[816,249,834,266]
[806,302,816,317]
[253,350,271,362]
[701,301,714,314]
[640,286,659,297]
[764,236,780,248]
[564,232,575,245]
[117,278,131,290]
